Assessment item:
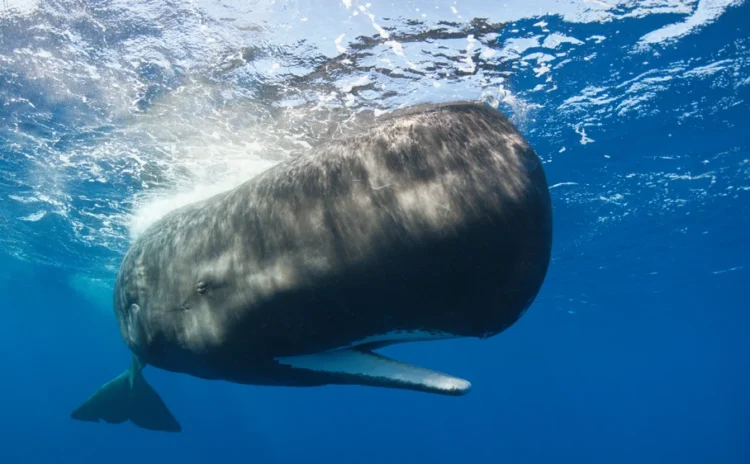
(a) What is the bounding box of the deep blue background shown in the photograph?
[2,190,748,463]
[1,2,749,463]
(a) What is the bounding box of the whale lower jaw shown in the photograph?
[275,348,471,395]
[274,331,470,395]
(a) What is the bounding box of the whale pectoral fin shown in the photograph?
[71,356,181,432]
[276,349,471,395]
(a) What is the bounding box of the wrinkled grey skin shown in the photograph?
[115,101,553,388]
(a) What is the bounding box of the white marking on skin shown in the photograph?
[241,255,298,300]
[182,309,222,349]
[199,250,235,281]
[334,34,347,54]
[276,349,471,393]
[395,179,457,230]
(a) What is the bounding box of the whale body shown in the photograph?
[71,101,553,432]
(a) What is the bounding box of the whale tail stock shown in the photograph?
[71,355,181,432]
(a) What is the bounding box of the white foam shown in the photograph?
[542,33,584,49]
[574,124,595,145]
[550,182,579,189]
[638,0,743,46]
[128,157,276,239]
[1,0,40,16]
[712,266,743,275]
[19,211,47,222]
[335,34,347,54]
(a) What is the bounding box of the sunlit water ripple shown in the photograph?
[1,0,748,296]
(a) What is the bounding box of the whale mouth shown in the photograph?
[274,330,471,395]
[275,347,471,395]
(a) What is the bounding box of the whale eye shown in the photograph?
[196,281,208,295]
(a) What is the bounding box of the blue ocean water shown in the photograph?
[1,1,748,463]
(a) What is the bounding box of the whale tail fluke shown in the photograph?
[71,356,181,433]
